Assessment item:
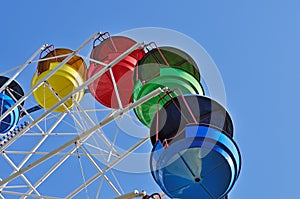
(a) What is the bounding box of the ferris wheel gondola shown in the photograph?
[0,76,24,134]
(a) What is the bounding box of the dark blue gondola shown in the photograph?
[0,76,24,134]
[150,95,241,199]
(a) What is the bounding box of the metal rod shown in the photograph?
[106,125,119,163]
[2,185,28,189]
[113,190,146,199]
[0,45,45,94]
[79,146,121,196]
[1,190,63,199]
[70,107,110,113]
[22,133,82,136]
[84,57,108,67]
[84,142,119,156]
[109,68,123,109]
[4,151,113,157]
[95,176,105,199]
[32,53,73,64]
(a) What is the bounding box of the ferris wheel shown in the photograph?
[0,29,241,199]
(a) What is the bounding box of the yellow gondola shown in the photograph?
[31,47,86,112]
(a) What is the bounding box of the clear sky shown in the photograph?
[0,0,298,198]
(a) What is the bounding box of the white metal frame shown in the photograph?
[0,32,167,198]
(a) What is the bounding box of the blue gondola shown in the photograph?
[150,95,241,199]
[0,76,24,134]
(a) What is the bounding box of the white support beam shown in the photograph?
[4,151,113,157]
[0,45,46,93]
[1,190,63,199]
[79,146,121,196]
[109,68,123,109]
[113,190,146,199]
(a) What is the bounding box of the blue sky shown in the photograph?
[0,0,298,198]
